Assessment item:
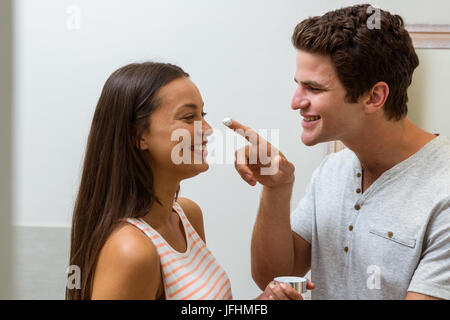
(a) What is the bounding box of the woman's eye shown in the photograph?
[183,112,207,121]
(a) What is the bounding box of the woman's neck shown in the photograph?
[144,169,181,228]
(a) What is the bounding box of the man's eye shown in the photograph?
[308,87,321,92]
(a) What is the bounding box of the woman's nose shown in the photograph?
[202,120,213,138]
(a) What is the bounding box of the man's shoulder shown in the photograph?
[431,135,450,163]
[416,135,450,185]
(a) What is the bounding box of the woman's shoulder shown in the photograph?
[176,197,206,242]
[105,223,159,262]
[92,223,161,299]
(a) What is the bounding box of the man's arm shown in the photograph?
[251,184,312,290]
[405,292,442,300]
[223,118,312,291]
[406,204,450,300]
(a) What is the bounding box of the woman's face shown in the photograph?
[139,77,212,180]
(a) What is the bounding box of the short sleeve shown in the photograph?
[408,204,450,300]
[290,168,319,244]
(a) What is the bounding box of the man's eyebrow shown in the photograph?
[294,78,326,88]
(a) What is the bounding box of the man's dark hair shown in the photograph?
[292,4,419,121]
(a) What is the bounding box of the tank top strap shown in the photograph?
[125,202,197,253]
[172,201,197,248]
[172,201,190,226]
[125,217,165,244]
[125,203,233,300]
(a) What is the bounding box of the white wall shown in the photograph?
[12,0,450,299]
[408,49,450,136]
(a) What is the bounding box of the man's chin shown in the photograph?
[301,134,320,147]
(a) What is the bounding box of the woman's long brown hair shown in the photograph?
[66,62,188,299]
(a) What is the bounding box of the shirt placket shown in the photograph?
[344,165,365,264]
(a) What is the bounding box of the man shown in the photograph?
[227,4,450,299]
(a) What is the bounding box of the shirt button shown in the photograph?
[344,246,349,253]
[349,225,353,231]
[356,173,362,178]
[388,231,394,238]
[354,204,361,210]
[356,188,361,193]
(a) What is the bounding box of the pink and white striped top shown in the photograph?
[126,202,233,300]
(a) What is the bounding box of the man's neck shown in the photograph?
[343,117,436,179]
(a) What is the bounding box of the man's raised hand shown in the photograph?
[223,118,295,188]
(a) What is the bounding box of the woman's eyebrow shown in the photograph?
[178,104,198,110]
[177,102,205,111]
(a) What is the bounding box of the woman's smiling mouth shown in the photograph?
[191,143,208,157]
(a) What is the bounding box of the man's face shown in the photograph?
[291,50,363,146]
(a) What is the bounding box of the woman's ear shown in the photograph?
[139,136,149,151]
[134,130,148,151]
[362,81,389,114]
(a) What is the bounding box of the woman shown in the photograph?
[66,62,301,300]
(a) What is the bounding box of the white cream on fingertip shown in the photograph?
[222,117,232,127]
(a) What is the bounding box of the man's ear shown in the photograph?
[361,81,389,114]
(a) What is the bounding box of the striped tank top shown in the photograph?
[126,202,233,300]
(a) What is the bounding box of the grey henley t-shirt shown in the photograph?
[291,135,450,299]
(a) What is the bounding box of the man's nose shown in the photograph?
[291,90,310,110]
